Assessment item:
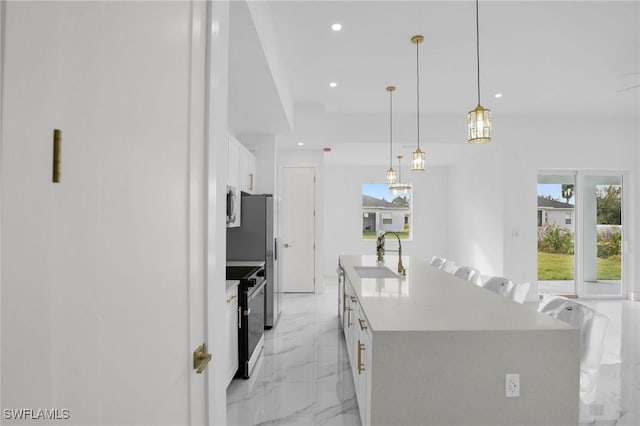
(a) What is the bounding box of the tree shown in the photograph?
[596,185,621,225]
[392,195,409,207]
[561,184,574,204]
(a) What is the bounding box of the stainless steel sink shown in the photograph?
[353,265,398,279]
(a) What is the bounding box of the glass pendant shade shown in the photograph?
[411,35,426,172]
[389,155,411,195]
[468,0,492,144]
[386,167,397,185]
[411,148,426,171]
[385,85,397,184]
[389,182,411,196]
[467,104,492,143]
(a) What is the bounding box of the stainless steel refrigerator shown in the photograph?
[226,193,280,329]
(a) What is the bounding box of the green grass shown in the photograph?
[597,255,622,280]
[362,224,411,240]
[537,252,621,280]
[537,252,575,280]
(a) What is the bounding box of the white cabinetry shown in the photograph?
[355,305,372,426]
[341,274,372,426]
[224,283,240,387]
[228,135,257,193]
[239,143,257,193]
[227,136,241,189]
[338,255,580,426]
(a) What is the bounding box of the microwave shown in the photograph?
[226,185,241,228]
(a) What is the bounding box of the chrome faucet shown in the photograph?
[376,231,405,275]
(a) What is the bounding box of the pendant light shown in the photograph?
[389,155,411,196]
[467,0,492,143]
[386,86,397,185]
[411,35,426,172]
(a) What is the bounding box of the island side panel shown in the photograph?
[370,329,579,426]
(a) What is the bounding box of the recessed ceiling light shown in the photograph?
[331,23,342,31]
[297,142,304,146]
[494,93,503,98]
[329,82,337,88]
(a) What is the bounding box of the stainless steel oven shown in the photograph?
[226,264,266,379]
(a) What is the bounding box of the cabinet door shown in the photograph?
[228,136,240,188]
[343,279,354,351]
[357,310,372,426]
[238,145,255,193]
[348,289,360,386]
[225,286,239,386]
[241,147,249,192]
[248,153,257,193]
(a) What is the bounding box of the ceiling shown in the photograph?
[269,1,640,117]
[229,1,640,163]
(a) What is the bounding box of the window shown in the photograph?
[362,183,412,240]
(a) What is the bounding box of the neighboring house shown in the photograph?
[362,194,409,234]
[538,196,575,232]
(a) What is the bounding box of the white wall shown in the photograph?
[244,1,293,127]
[323,164,449,278]
[447,116,638,301]
[446,147,505,278]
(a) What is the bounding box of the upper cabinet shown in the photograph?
[228,135,257,194]
[227,136,241,189]
[241,148,257,193]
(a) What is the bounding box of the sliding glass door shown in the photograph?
[537,172,624,298]
[537,174,577,296]
[580,175,623,297]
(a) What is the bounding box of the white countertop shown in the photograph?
[339,255,575,333]
[226,280,239,292]
[226,260,265,267]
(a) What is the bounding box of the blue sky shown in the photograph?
[537,184,574,202]
[362,183,410,201]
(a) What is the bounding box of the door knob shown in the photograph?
[193,343,212,374]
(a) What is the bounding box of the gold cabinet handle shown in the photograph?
[357,340,365,375]
[193,343,212,374]
[237,306,241,329]
[358,318,367,331]
[249,173,254,191]
[346,306,352,326]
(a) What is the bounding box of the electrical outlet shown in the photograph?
[505,373,520,397]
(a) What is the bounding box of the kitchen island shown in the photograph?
[338,255,579,426]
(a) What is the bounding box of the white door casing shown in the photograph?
[280,167,316,293]
[205,0,231,424]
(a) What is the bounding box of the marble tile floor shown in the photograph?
[227,285,360,426]
[227,281,640,426]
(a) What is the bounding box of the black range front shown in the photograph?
[226,265,266,379]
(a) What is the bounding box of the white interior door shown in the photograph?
[0,2,212,424]
[281,167,316,293]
